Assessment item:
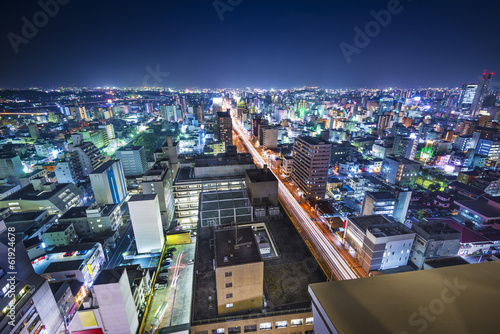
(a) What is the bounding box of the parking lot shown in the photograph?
[143,241,196,333]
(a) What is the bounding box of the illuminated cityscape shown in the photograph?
[1,0,500,334]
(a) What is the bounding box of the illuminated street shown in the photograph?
[231,111,359,281]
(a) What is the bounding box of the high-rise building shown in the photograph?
[0,220,62,333]
[89,160,128,205]
[69,134,103,176]
[476,138,500,165]
[141,162,175,229]
[154,136,179,166]
[381,156,421,187]
[0,152,23,185]
[471,71,494,118]
[128,194,164,253]
[292,136,332,200]
[392,134,418,160]
[216,111,233,148]
[377,114,393,133]
[252,116,262,138]
[116,146,149,176]
[259,126,279,149]
[457,83,478,113]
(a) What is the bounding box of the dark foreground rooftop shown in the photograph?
[309,261,500,334]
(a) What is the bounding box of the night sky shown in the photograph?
[1,0,499,89]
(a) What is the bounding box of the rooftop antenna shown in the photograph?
[234,208,243,245]
[234,208,238,245]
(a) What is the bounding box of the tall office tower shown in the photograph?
[180,96,187,114]
[0,152,23,185]
[69,134,102,176]
[259,126,279,149]
[194,105,204,122]
[216,111,233,148]
[128,194,164,253]
[377,114,394,133]
[392,134,418,160]
[471,71,494,118]
[252,116,262,138]
[292,136,332,200]
[28,122,40,139]
[90,160,128,205]
[0,220,62,333]
[142,162,175,229]
[115,146,148,176]
[457,83,478,113]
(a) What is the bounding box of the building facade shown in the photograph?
[90,160,128,205]
[292,136,331,200]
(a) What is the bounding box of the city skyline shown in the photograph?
[1,0,499,88]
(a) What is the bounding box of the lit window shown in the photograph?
[291,319,303,327]
[226,303,233,308]
[260,323,272,331]
[276,321,287,329]
[306,317,314,325]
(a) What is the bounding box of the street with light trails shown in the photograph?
[231,111,359,281]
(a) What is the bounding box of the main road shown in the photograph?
[232,115,358,281]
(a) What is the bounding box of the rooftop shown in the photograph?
[309,261,500,334]
[455,198,500,218]
[245,167,277,183]
[90,159,119,174]
[94,268,125,285]
[349,215,415,237]
[296,136,329,146]
[117,145,144,152]
[1,183,71,201]
[216,111,231,118]
[129,194,157,202]
[412,219,462,239]
[45,259,84,272]
[46,223,73,233]
[386,155,420,165]
[59,206,89,219]
[367,191,395,200]
[214,226,262,268]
